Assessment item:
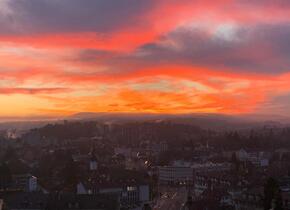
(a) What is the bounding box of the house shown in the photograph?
[234,187,264,210]
[114,147,132,158]
[181,189,234,210]
[236,149,249,161]
[158,161,194,185]
[0,199,3,210]
[13,174,37,192]
[1,192,48,210]
[194,171,237,196]
[1,192,120,210]
[77,167,151,209]
[46,193,120,210]
[1,159,38,192]
[200,187,232,206]
[77,181,150,209]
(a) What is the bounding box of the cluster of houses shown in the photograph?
[3,124,290,210]
[0,140,154,210]
[158,148,290,210]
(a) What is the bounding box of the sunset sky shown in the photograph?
[1,0,290,117]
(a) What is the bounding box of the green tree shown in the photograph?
[275,191,283,210]
[0,162,12,190]
[62,155,78,191]
[264,178,283,210]
[2,146,17,162]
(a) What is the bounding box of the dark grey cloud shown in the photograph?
[259,92,290,117]
[132,23,290,74]
[0,0,155,34]
[73,21,290,74]
[237,0,290,7]
[77,49,119,62]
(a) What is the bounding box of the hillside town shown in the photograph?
[0,120,290,210]
[1,0,290,209]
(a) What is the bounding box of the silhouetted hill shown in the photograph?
[0,112,289,131]
[68,112,290,130]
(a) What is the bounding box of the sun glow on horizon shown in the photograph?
[1,0,290,117]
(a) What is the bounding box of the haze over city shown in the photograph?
[2,1,290,210]
[1,0,290,118]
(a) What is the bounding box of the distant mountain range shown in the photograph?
[67,112,290,130]
[0,112,289,131]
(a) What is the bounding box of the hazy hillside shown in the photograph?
[68,112,290,130]
[0,112,289,131]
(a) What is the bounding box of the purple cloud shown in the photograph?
[0,0,155,34]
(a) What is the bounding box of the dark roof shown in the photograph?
[80,168,148,189]
[2,192,47,209]
[89,147,98,162]
[201,188,230,200]
[196,171,238,183]
[47,193,119,210]
[2,192,119,210]
[7,159,30,175]
[190,200,234,210]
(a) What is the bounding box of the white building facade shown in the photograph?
[158,166,194,185]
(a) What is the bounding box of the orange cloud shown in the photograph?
[0,87,70,95]
[1,0,290,117]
